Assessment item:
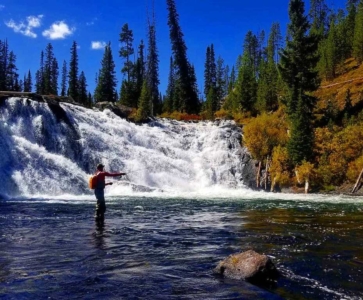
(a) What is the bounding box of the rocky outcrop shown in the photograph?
[95,101,134,120]
[214,250,279,283]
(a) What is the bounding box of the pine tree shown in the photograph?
[146,15,160,115]
[16,78,22,92]
[51,57,58,95]
[68,41,79,101]
[270,23,282,63]
[0,40,9,90]
[189,63,199,111]
[137,81,151,121]
[23,70,32,92]
[279,0,320,165]
[346,0,358,57]
[164,56,175,113]
[210,44,217,90]
[134,40,145,106]
[206,86,218,119]
[61,60,67,97]
[87,92,93,107]
[243,31,260,78]
[78,71,88,106]
[94,42,117,102]
[119,23,134,82]
[216,56,225,109]
[228,65,236,93]
[319,18,338,80]
[234,31,258,113]
[166,0,199,114]
[204,46,211,99]
[223,64,230,97]
[35,51,45,94]
[353,0,363,63]
[119,80,130,106]
[309,0,329,37]
[44,43,54,94]
[287,93,315,164]
[256,23,280,112]
[6,51,19,91]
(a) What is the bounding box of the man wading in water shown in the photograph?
[94,164,126,221]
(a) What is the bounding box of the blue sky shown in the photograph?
[1,0,347,97]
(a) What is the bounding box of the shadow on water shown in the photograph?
[92,218,106,250]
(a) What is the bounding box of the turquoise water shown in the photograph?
[1,196,363,299]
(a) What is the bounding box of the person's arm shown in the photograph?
[104,172,126,177]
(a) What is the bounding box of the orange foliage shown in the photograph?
[269,146,291,188]
[315,121,363,185]
[243,113,288,161]
[232,112,251,125]
[159,111,202,121]
[214,109,233,120]
[295,160,314,183]
[347,155,363,183]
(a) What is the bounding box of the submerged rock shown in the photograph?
[214,250,279,283]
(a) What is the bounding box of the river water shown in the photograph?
[1,194,363,300]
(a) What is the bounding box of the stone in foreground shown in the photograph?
[214,250,279,282]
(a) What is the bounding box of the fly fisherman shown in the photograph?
[94,164,126,221]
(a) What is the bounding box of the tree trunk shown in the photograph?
[305,179,309,194]
[265,156,270,190]
[352,167,363,193]
[256,161,262,188]
[295,169,302,185]
[271,177,276,192]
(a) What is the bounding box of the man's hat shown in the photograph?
[97,163,104,170]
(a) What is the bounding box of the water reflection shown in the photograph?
[93,218,105,250]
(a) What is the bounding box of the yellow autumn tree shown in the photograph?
[243,112,288,187]
[315,121,363,186]
[269,146,291,192]
[243,112,288,160]
[347,155,363,183]
[295,160,314,193]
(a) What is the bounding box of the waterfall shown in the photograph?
[0,97,256,198]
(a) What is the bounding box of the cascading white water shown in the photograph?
[0,97,255,198]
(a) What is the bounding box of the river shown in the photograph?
[1,194,363,299]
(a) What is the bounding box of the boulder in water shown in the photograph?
[213,250,279,283]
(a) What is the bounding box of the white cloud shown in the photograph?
[5,15,43,38]
[91,41,106,50]
[42,21,74,40]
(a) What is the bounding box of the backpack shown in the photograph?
[89,173,99,189]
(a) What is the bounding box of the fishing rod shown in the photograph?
[109,167,148,183]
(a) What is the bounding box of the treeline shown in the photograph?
[2,0,363,118]
[239,0,363,192]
